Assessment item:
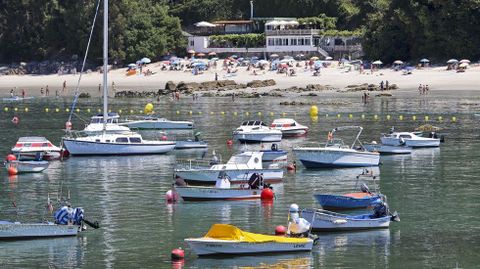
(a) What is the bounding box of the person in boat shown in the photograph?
[287,204,311,237]
[215,171,231,189]
[271,143,278,151]
[371,201,389,218]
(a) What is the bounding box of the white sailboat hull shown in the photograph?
[0,222,79,239]
[63,139,175,155]
[185,238,313,256]
[294,148,380,168]
[119,120,193,129]
[380,136,440,148]
[175,169,284,185]
[175,186,262,201]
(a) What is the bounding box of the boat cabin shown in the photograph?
[270,118,297,128]
[14,137,56,149]
[241,120,267,127]
[212,151,264,170]
[90,112,120,124]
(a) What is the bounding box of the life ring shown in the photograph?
[11,116,19,124]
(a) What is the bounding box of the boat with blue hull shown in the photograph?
[314,193,382,210]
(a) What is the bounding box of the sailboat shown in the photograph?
[62,0,175,156]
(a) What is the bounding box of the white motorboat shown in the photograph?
[363,143,412,154]
[293,126,380,168]
[62,2,175,156]
[5,160,49,173]
[185,224,314,256]
[0,221,79,239]
[233,120,282,143]
[381,132,440,147]
[174,151,283,185]
[83,113,130,134]
[270,118,309,137]
[119,116,194,129]
[300,204,399,231]
[11,136,63,160]
[63,131,176,155]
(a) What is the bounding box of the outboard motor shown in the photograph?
[360,183,370,194]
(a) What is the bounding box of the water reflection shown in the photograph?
[191,253,312,269]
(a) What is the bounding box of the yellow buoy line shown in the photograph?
[1,106,460,123]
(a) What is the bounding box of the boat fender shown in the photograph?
[161,135,168,141]
[11,116,19,124]
[226,139,233,146]
[165,190,178,203]
[333,219,348,224]
[65,121,72,130]
[171,248,185,260]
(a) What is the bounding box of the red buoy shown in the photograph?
[287,164,295,171]
[226,139,233,146]
[7,166,18,176]
[275,225,287,236]
[5,154,17,162]
[171,248,185,260]
[161,135,168,141]
[11,116,19,124]
[260,188,274,200]
[165,190,178,203]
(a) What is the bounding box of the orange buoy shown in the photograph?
[11,116,19,124]
[275,225,287,236]
[171,248,185,260]
[65,121,72,130]
[260,188,274,200]
[5,154,17,162]
[7,166,18,175]
[226,139,233,146]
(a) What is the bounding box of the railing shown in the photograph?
[266,29,321,36]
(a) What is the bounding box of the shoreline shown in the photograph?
[0,62,479,98]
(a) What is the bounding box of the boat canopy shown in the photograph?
[17,137,49,142]
[203,224,309,243]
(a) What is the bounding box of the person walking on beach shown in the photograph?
[215,72,218,81]
[380,81,384,91]
[46,85,49,96]
[40,88,44,96]
[98,84,101,93]
[385,80,389,91]
[232,92,236,102]
[425,85,429,95]
[418,84,423,95]
[62,80,67,93]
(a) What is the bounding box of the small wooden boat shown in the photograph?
[0,221,80,239]
[5,160,49,173]
[314,193,382,210]
[301,204,399,231]
[185,224,314,256]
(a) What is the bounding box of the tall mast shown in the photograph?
[102,0,108,131]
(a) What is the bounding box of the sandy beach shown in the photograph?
[0,62,479,97]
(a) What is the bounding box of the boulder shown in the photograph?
[165,81,176,92]
[247,79,276,88]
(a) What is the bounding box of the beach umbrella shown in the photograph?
[283,55,293,60]
[270,54,279,58]
[127,63,137,68]
[169,56,178,61]
[280,59,291,63]
[310,56,319,61]
[325,56,333,60]
[208,52,217,56]
[231,55,238,59]
[446,59,458,64]
[140,57,151,64]
[187,49,195,54]
[210,57,219,61]
[419,58,430,63]
[393,60,404,65]
[372,60,383,65]
[404,66,414,71]
[258,60,269,65]
[251,56,259,60]
[295,54,305,60]
[459,63,468,68]
[196,53,206,57]
[459,59,470,64]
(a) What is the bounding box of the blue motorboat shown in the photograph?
[260,143,287,163]
[314,193,382,210]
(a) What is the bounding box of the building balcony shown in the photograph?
[265,29,321,36]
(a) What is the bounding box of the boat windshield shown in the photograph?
[226,155,251,164]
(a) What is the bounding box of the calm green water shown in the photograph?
[0,91,479,268]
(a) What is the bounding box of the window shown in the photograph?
[275,38,282,46]
[129,137,141,143]
[115,137,129,143]
[190,40,194,46]
[305,38,311,46]
[282,38,288,46]
[298,38,304,46]
[268,38,274,46]
[291,38,297,46]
